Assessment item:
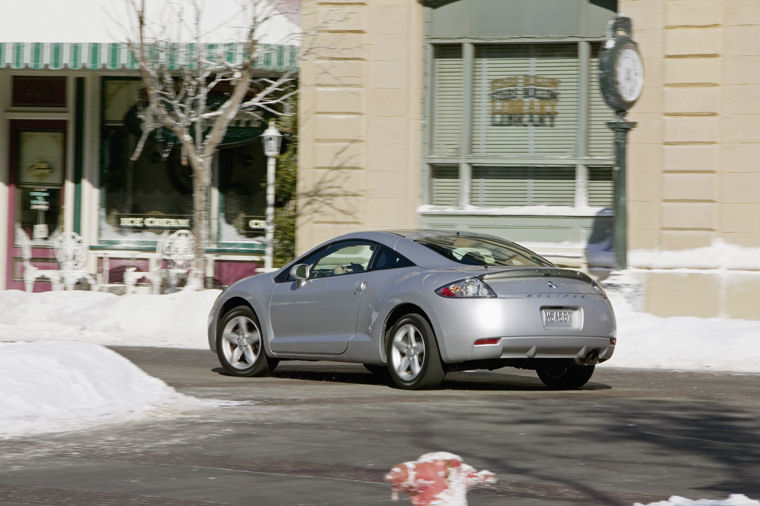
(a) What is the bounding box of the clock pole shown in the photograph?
[608,112,636,270]
[598,15,643,271]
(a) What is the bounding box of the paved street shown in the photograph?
[2,347,760,505]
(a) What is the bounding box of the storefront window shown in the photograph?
[430,166,459,206]
[470,166,575,207]
[100,79,193,241]
[100,77,269,247]
[218,143,267,244]
[101,127,193,240]
[471,44,579,156]
[427,42,616,209]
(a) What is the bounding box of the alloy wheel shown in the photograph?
[220,315,262,370]
[390,323,426,382]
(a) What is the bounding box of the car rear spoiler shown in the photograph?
[482,267,594,284]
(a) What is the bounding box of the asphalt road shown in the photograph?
[2,347,760,506]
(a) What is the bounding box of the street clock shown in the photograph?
[599,16,644,112]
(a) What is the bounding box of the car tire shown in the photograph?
[216,305,276,377]
[536,362,595,389]
[386,313,444,389]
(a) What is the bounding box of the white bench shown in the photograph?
[15,225,62,292]
[53,232,97,290]
[124,229,196,294]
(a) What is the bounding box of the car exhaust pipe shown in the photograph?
[575,348,600,366]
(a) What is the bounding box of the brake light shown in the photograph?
[435,277,496,298]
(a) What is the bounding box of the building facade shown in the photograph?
[0,2,299,292]
[299,0,760,320]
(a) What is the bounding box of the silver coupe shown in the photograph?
[208,230,616,389]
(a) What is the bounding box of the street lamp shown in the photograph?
[261,120,282,272]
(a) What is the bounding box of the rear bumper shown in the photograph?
[469,335,615,363]
[425,296,616,364]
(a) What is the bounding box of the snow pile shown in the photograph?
[0,289,220,349]
[1,283,759,374]
[630,240,760,271]
[0,341,221,439]
[607,289,760,373]
[385,452,496,505]
[636,494,760,506]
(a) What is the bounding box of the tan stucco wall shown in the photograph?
[622,0,760,319]
[297,0,760,319]
[297,0,423,254]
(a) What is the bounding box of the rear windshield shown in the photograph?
[415,235,554,267]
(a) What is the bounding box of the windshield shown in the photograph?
[415,235,554,268]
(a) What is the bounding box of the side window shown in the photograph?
[372,246,415,271]
[309,241,376,278]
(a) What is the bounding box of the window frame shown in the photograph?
[423,39,615,214]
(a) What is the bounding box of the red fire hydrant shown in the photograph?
[385,452,497,505]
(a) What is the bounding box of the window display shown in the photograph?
[99,77,268,247]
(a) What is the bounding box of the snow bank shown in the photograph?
[0,341,221,439]
[636,494,760,506]
[1,284,759,374]
[607,290,760,374]
[0,289,220,349]
[630,240,760,271]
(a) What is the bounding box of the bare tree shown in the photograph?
[124,0,298,286]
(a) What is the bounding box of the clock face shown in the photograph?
[615,47,644,103]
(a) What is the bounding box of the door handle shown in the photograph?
[355,280,367,294]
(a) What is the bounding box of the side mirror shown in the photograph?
[290,263,310,285]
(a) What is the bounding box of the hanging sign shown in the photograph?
[490,75,560,127]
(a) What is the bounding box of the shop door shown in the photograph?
[5,120,67,291]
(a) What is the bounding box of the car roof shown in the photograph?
[385,229,504,241]
[324,229,513,269]
[330,229,504,245]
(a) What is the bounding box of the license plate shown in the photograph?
[541,308,578,328]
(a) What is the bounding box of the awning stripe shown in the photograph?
[0,42,298,72]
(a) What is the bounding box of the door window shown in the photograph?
[309,241,376,278]
[15,129,65,241]
[371,246,415,271]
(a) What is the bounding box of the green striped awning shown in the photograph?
[0,42,299,72]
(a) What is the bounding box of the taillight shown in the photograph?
[436,277,496,298]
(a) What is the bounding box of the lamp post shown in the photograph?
[261,120,282,272]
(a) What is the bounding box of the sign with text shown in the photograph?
[490,75,560,127]
[29,189,50,211]
[246,216,266,231]
[118,214,192,230]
